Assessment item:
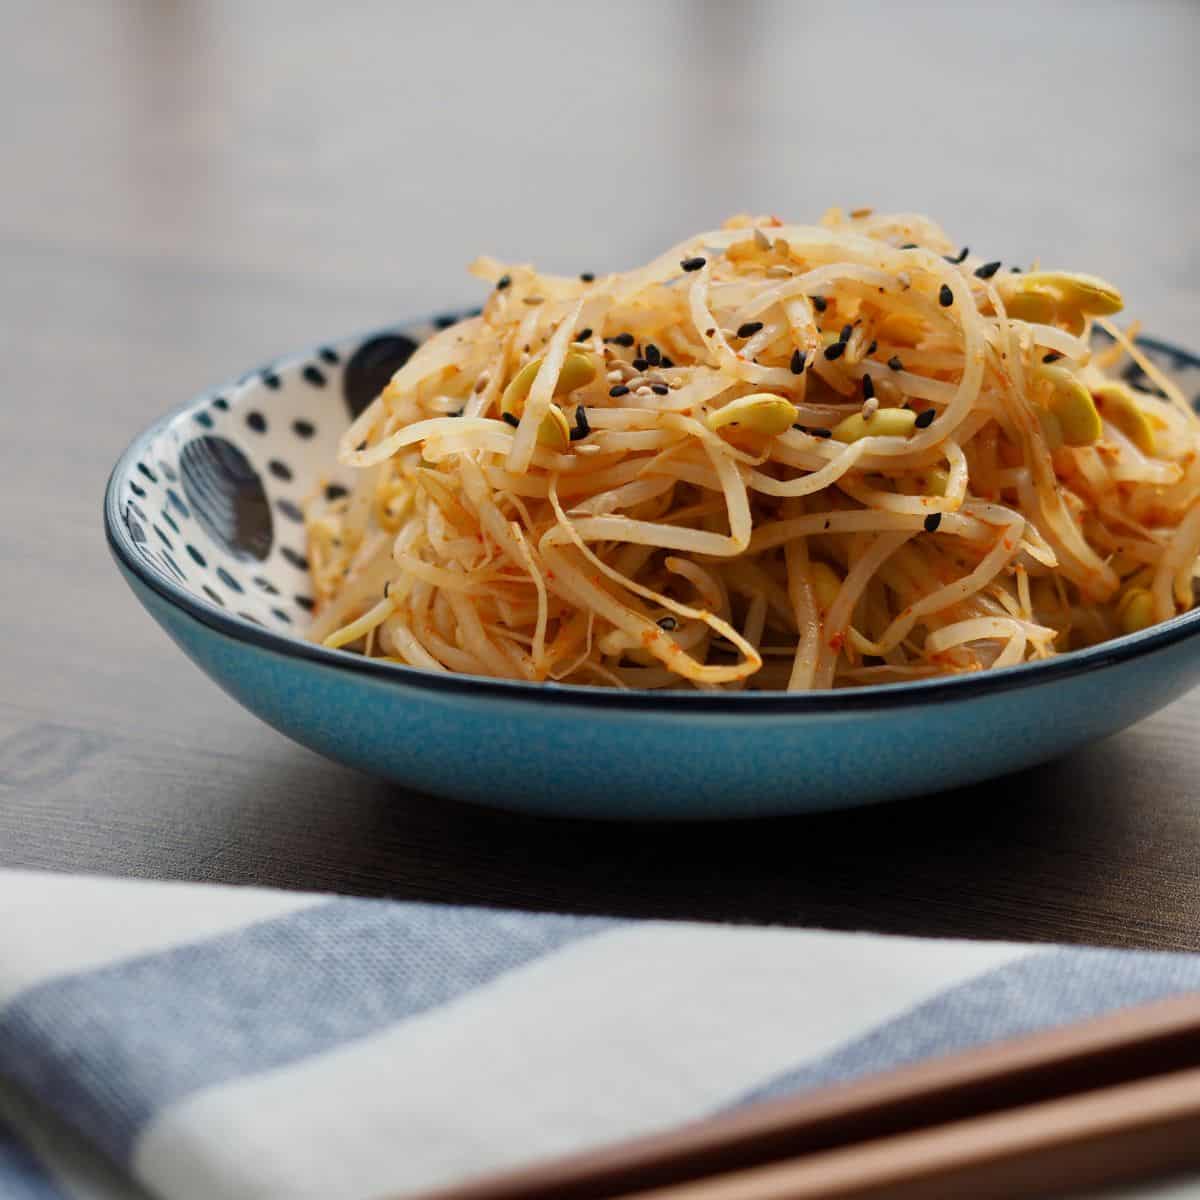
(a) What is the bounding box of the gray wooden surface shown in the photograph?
[4,0,1200,949]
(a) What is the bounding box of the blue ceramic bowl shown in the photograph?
[105,320,1200,819]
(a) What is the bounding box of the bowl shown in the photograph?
[105,318,1200,820]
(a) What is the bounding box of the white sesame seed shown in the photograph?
[862,397,879,419]
[753,227,771,251]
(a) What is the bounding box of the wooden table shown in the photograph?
[4,1,1200,950]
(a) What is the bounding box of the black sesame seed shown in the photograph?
[1011,266,1023,273]
[938,284,954,307]
[137,462,158,483]
[501,412,520,427]
[261,371,281,389]
[862,375,875,400]
[824,342,846,361]
[302,365,326,387]
[186,544,207,568]
[923,512,942,533]
[254,575,280,595]
[194,411,214,429]
[681,256,706,272]
[651,384,669,395]
[319,346,340,364]
[945,246,969,264]
[268,459,293,482]
[575,327,593,343]
[325,483,348,502]
[790,349,805,374]
[276,498,304,523]
[839,324,853,344]
[292,419,316,439]
[212,396,230,410]
[1043,351,1062,364]
[612,332,635,347]
[632,357,649,372]
[736,322,764,339]
[900,242,919,250]
[660,356,675,369]
[609,384,630,398]
[246,411,267,433]
[294,595,315,612]
[496,274,512,290]
[915,408,936,429]
[202,585,225,608]
[569,406,591,441]
[975,260,1002,279]
[811,295,828,313]
[645,343,661,365]
[810,427,832,438]
[888,356,904,371]
[866,340,877,355]
[657,616,679,632]
[705,328,716,338]
[580,272,595,283]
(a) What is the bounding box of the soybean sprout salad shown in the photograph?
[304,209,1200,690]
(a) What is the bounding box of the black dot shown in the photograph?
[186,544,208,568]
[154,525,173,549]
[194,412,214,429]
[129,481,146,498]
[180,436,273,562]
[166,488,191,519]
[325,483,348,501]
[302,365,326,388]
[158,461,178,483]
[137,462,158,484]
[319,346,340,365]
[212,396,230,411]
[161,509,180,534]
[268,459,293,482]
[127,499,147,522]
[294,595,315,612]
[292,419,316,439]
[343,332,419,419]
[202,585,226,607]
[261,370,281,390]
[272,608,292,624]
[253,575,280,595]
[238,611,264,626]
[246,411,267,434]
[280,546,308,571]
[159,552,187,583]
[276,499,304,523]
[216,566,244,593]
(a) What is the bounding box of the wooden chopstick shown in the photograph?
[621,1062,1200,1199]
[417,993,1200,1200]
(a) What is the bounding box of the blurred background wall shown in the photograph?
[5,0,1197,402]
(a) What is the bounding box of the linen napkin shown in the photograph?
[3,870,1200,1200]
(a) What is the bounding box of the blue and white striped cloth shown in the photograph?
[3,870,1200,1200]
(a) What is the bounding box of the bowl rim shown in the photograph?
[105,323,1200,715]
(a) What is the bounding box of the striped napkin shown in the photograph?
[3,871,1200,1200]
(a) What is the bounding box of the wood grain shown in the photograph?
[3,1,1200,949]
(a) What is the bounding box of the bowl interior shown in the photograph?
[108,320,1200,670]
